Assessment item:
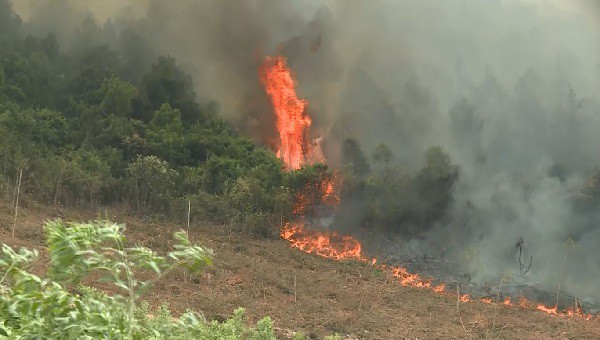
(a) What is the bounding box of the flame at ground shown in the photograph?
[536,304,558,314]
[260,56,311,170]
[281,222,362,260]
[280,214,597,321]
[261,54,596,322]
[281,222,445,293]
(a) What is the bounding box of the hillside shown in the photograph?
[2,201,599,339]
[2,1,600,338]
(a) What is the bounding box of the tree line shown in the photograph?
[0,1,338,237]
[0,0,461,239]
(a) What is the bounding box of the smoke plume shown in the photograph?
[11,0,600,304]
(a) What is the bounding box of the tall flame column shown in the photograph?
[260,56,311,170]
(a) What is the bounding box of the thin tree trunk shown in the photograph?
[5,173,10,202]
[12,169,23,238]
[3,151,9,201]
[135,179,140,213]
[556,247,568,307]
[187,200,191,234]
[53,163,66,206]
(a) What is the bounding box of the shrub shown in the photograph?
[0,220,276,339]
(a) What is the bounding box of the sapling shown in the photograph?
[44,219,214,337]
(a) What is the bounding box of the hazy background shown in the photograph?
[10,0,600,304]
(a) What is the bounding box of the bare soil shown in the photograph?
[1,200,599,339]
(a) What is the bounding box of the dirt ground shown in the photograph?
[1,200,599,339]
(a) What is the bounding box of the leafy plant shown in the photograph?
[0,220,278,339]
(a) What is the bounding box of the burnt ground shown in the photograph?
[1,200,600,339]
[367,235,600,316]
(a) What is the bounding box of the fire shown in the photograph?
[433,284,446,293]
[322,172,342,206]
[480,297,513,306]
[535,304,593,320]
[537,304,558,315]
[260,54,598,322]
[280,206,598,320]
[281,222,363,260]
[281,221,447,291]
[518,296,531,308]
[260,56,312,170]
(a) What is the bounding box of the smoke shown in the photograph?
[11,0,600,303]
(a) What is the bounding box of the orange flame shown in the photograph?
[433,284,446,293]
[260,56,311,170]
[281,222,444,291]
[536,304,558,315]
[280,222,598,320]
[518,296,531,308]
[281,222,363,260]
[260,54,597,322]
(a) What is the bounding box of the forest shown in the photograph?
[0,0,460,240]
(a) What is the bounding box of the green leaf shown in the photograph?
[113,281,129,291]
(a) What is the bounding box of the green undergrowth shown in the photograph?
[0,220,276,339]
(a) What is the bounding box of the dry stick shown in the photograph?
[319,317,334,328]
[3,152,9,201]
[293,272,297,303]
[12,170,19,205]
[456,284,472,339]
[11,169,22,238]
[487,281,502,340]
[456,284,460,310]
[183,201,192,283]
[5,173,9,201]
[187,200,191,235]
[556,246,569,307]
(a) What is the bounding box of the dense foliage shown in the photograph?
[0,220,281,339]
[0,1,313,237]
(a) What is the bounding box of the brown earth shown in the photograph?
[1,200,599,339]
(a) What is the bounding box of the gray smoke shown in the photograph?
[11,0,600,303]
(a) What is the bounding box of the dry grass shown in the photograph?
[1,200,599,339]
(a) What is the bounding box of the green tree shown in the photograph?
[141,56,202,123]
[98,75,137,117]
[69,148,113,206]
[0,66,6,103]
[341,138,371,177]
[412,146,459,227]
[227,176,292,237]
[146,103,185,163]
[126,155,178,213]
[372,143,394,167]
[0,0,22,48]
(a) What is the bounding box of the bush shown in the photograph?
[126,155,178,214]
[0,220,277,339]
